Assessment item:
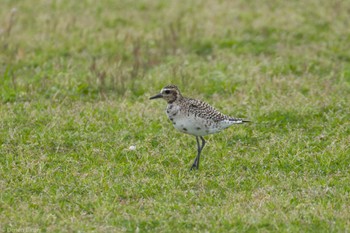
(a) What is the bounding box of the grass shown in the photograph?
[1,0,350,232]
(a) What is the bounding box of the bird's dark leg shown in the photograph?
[200,136,206,152]
[190,137,201,170]
[191,136,206,170]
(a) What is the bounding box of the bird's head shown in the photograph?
[149,85,182,104]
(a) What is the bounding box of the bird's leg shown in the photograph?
[200,136,206,152]
[191,136,201,170]
[191,136,206,170]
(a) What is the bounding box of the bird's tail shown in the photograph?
[229,118,250,124]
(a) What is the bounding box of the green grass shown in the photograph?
[1,0,350,232]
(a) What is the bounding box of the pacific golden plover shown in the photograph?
[150,84,249,170]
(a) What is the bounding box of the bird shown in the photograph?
[149,84,249,170]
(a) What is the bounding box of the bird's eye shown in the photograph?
[164,90,171,94]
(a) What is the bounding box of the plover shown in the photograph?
[150,84,249,170]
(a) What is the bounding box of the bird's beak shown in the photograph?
[149,93,163,100]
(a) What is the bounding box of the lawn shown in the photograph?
[1,0,350,232]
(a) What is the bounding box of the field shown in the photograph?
[1,0,350,232]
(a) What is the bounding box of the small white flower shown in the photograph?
[129,145,136,151]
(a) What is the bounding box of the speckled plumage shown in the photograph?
[150,84,249,170]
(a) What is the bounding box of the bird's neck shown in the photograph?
[167,94,183,104]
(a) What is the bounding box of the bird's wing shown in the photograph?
[186,98,228,122]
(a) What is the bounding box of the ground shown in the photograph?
[1,0,350,232]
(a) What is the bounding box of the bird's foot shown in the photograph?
[190,163,199,171]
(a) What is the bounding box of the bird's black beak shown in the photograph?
[149,93,163,100]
